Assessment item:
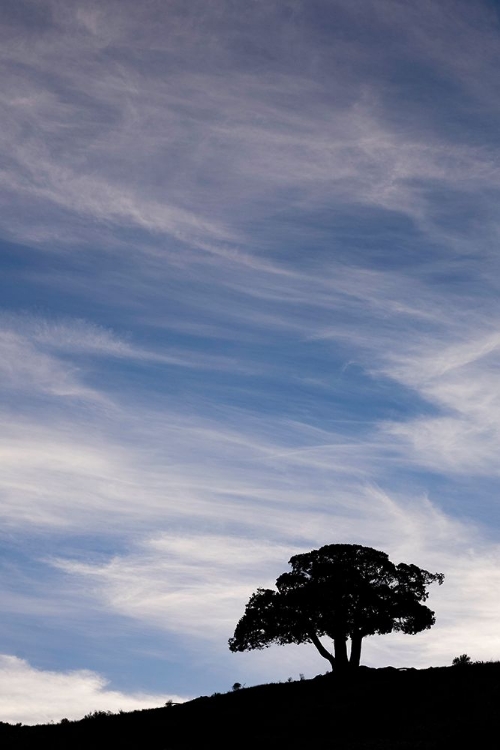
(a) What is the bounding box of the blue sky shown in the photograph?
[2,0,500,723]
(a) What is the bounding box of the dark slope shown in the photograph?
[1,663,498,749]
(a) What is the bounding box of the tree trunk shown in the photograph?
[333,633,349,673]
[309,631,336,671]
[349,633,362,668]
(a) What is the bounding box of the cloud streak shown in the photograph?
[2,0,500,259]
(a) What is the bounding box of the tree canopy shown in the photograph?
[229,543,444,672]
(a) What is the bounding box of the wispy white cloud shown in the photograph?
[380,327,500,474]
[0,403,383,530]
[0,313,264,411]
[1,0,500,258]
[2,297,500,536]
[52,535,296,641]
[0,328,103,403]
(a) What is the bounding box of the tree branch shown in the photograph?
[309,631,335,669]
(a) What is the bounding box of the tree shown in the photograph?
[229,543,444,673]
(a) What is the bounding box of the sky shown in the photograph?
[1,0,500,725]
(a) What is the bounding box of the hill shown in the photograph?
[1,662,498,749]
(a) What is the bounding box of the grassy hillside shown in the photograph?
[1,662,498,749]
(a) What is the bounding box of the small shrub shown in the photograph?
[232,682,242,691]
[83,710,113,720]
[452,654,472,666]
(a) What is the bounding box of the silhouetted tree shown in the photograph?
[229,543,444,673]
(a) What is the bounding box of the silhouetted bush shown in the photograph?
[82,710,114,721]
[452,653,472,666]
